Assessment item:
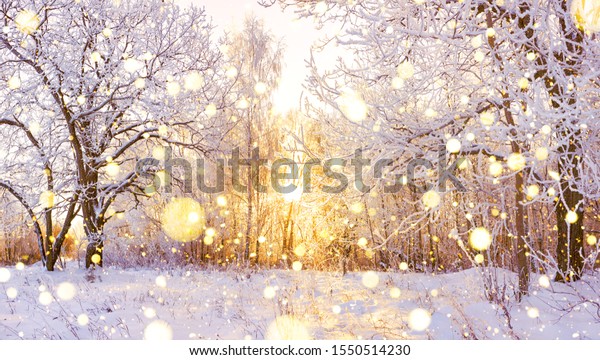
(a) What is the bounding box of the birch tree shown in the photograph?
[222,15,284,264]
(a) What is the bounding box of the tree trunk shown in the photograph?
[282,201,294,264]
[244,127,254,264]
[555,147,584,282]
[514,170,529,301]
[502,105,529,300]
[244,175,253,263]
[551,0,585,283]
[85,232,104,269]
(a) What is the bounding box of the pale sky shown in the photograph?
[177,0,326,114]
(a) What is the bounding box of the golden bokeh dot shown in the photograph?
[263,286,276,300]
[469,227,492,251]
[538,275,550,288]
[474,253,485,264]
[15,10,40,35]
[422,190,441,209]
[361,271,380,289]
[161,198,205,242]
[408,308,431,331]
[56,282,77,301]
[527,307,540,319]
[565,211,578,224]
[91,254,101,265]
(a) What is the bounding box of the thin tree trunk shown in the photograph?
[514,169,529,301]
[503,106,530,300]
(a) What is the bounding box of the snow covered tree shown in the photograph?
[264,0,600,294]
[0,0,227,270]
[221,15,284,264]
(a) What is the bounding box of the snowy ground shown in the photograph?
[0,264,599,340]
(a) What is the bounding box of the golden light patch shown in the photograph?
[144,320,173,340]
[489,162,503,177]
[8,76,21,90]
[294,244,307,257]
[337,90,368,122]
[480,111,495,126]
[446,138,461,154]
[134,78,146,89]
[571,0,600,33]
[6,287,18,299]
[90,51,102,63]
[408,308,431,331]
[124,58,143,73]
[292,261,303,271]
[469,227,492,251]
[357,237,368,247]
[361,271,379,288]
[527,307,540,318]
[77,314,89,326]
[160,198,205,242]
[474,253,485,264]
[263,286,276,300]
[184,71,204,91]
[38,291,53,305]
[166,81,181,96]
[526,185,540,198]
[350,202,364,214]
[216,195,227,207]
[266,316,311,340]
[56,282,77,301]
[91,254,101,265]
[518,77,529,90]
[535,147,549,161]
[254,81,268,95]
[39,190,55,208]
[507,153,526,171]
[0,268,11,283]
[155,275,167,288]
[15,10,40,35]
[204,104,217,118]
[105,162,120,178]
[538,275,550,288]
[396,61,415,80]
[565,211,578,224]
[422,190,441,209]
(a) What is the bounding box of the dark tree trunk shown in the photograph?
[551,0,585,283]
[85,232,105,269]
[554,149,584,282]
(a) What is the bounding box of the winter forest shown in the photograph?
[0,0,600,341]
